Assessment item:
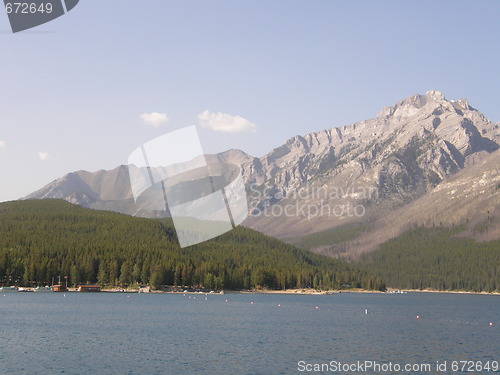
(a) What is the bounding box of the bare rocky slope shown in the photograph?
[25,90,500,254]
[243,90,499,246]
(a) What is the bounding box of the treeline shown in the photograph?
[360,226,500,292]
[0,200,385,291]
[293,222,368,250]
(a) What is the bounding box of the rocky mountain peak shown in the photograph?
[425,89,446,101]
[243,90,498,239]
[377,90,450,120]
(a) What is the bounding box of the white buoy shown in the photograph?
[365,309,368,315]
[490,322,493,327]
[416,315,420,319]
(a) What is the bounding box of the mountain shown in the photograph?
[24,150,255,218]
[243,90,499,241]
[243,90,498,198]
[25,90,500,255]
[23,165,146,215]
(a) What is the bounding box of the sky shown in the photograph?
[0,0,499,202]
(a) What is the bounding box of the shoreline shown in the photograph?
[237,288,500,296]
[147,288,500,296]
[400,288,500,296]
[6,287,499,296]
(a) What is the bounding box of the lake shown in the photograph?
[0,292,498,374]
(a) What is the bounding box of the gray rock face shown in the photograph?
[25,165,138,215]
[242,90,498,212]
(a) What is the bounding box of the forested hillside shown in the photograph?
[360,226,500,292]
[0,200,384,290]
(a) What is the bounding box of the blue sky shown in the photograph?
[0,0,499,202]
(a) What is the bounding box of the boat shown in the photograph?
[78,285,101,292]
[0,286,18,292]
[388,290,408,294]
[34,286,52,292]
[51,284,68,292]
[18,287,34,292]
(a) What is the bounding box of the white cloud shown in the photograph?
[0,140,5,148]
[140,112,169,127]
[38,152,49,161]
[197,110,257,133]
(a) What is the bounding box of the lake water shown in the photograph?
[0,292,497,375]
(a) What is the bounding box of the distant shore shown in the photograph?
[148,287,500,296]
[402,288,500,296]
[5,287,499,296]
[238,288,382,295]
[239,288,500,296]
[191,288,500,296]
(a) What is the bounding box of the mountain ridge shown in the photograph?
[24,90,500,255]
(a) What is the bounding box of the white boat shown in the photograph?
[34,286,52,292]
[0,286,18,292]
[18,287,34,292]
